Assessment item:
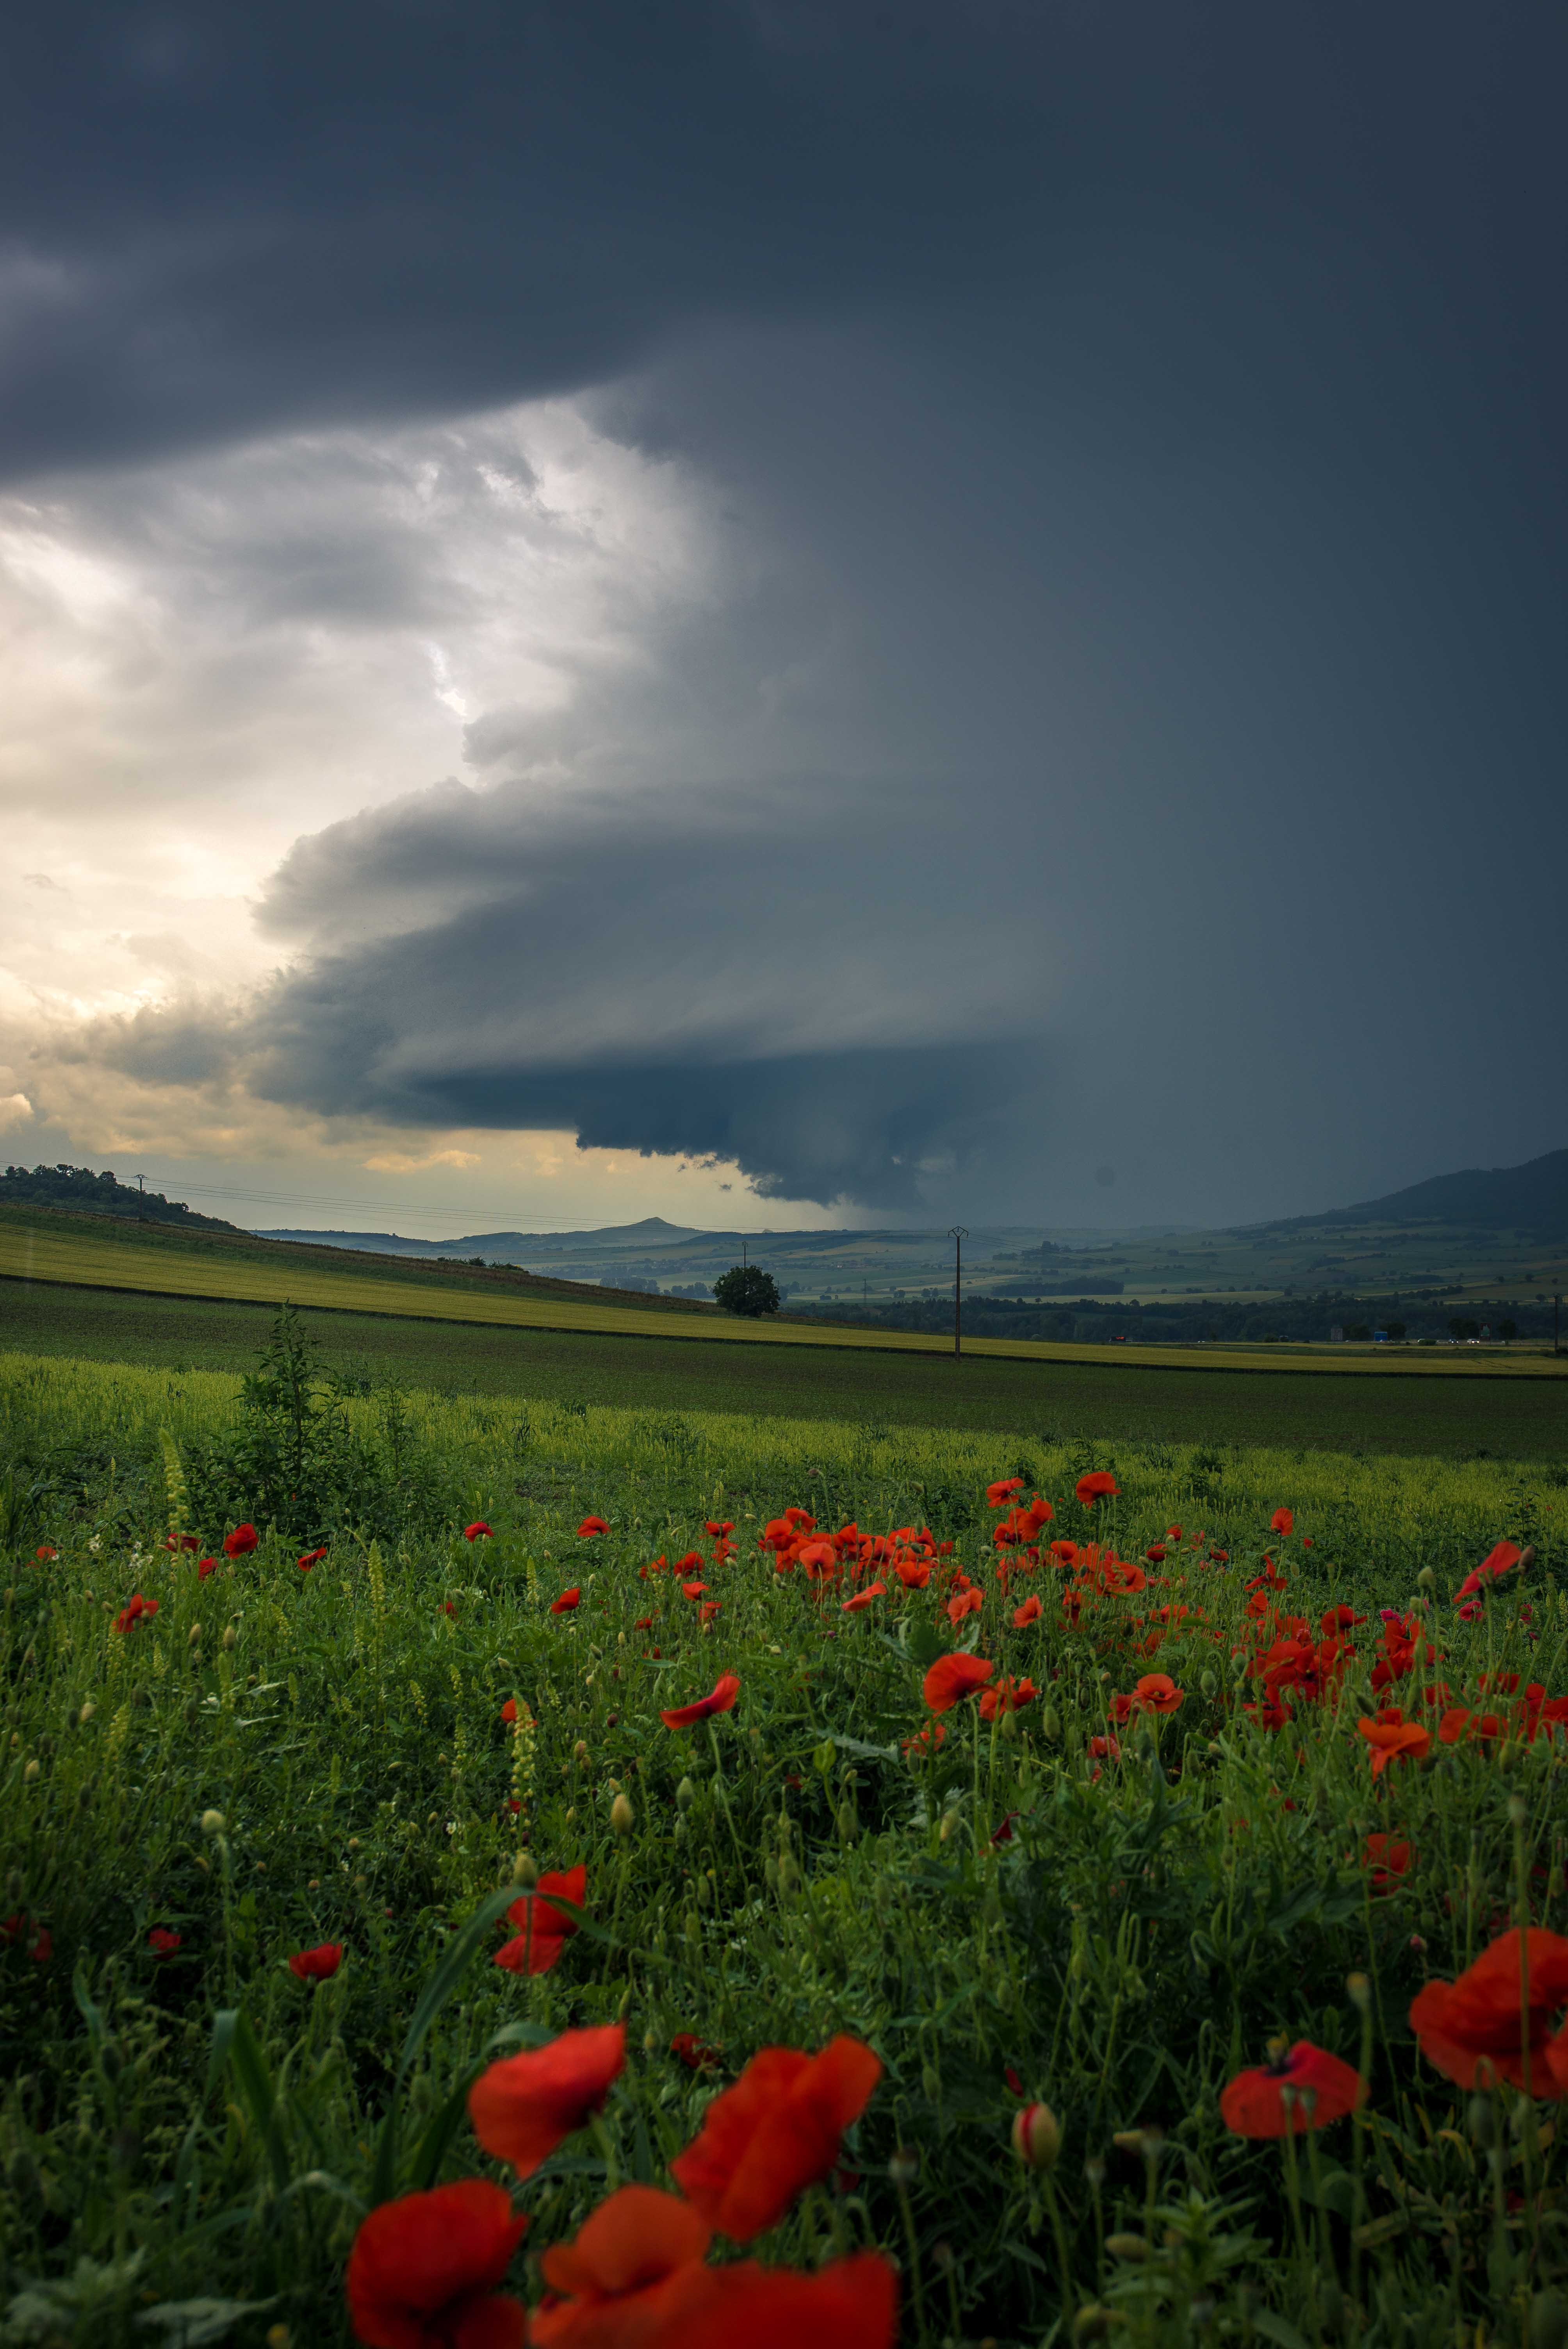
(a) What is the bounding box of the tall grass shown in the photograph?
[2,1347,1566,2345]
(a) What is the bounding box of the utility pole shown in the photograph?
[949,1226,968,1359]
[741,1237,748,1270]
[1556,1293,1562,1356]
[136,1174,145,1224]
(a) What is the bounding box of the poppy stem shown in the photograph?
[893,2166,933,2349]
[707,1721,749,1886]
[1513,1800,1542,2260]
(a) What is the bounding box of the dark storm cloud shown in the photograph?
[16,0,1568,1219]
[100,774,1051,1206]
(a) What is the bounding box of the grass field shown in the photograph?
[7,1278,1568,1461]
[2,1345,1566,2345]
[7,1206,1568,1383]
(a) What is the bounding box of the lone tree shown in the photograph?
[713,1264,780,1317]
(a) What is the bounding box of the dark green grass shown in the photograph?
[5,1276,1566,1459]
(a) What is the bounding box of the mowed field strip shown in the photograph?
[4,1218,1564,1379]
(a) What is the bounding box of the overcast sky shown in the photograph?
[2,0,1563,1237]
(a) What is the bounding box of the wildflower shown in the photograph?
[494,1865,587,1976]
[1362,1836,1411,1895]
[671,2032,721,2070]
[113,1592,160,1634]
[1087,1733,1121,1766]
[147,1927,182,1959]
[1409,1929,1568,2094]
[902,1723,946,1760]
[698,1600,721,1624]
[1270,1508,1294,1536]
[1131,1673,1183,1715]
[1244,1697,1292,1732]
[469,2023,625,2176]
[705,1519,734,1537]
[297,1547,327,1573]
[1075,1472,1119,1505]
[979,1675,1037,1720]
[289,1942,344,1981]
[346,2179,527,2349]
[551,1589,581,1614]
[1012,2101,1061,2169]
[945,1586,983,1625]
[577,1517,609,1538]
[197,1557,219,1580]
[1438,1707,1501,1746]
[1012,1593,1044,1629]
[1452,1539,1524,1606]
[1358,1716,1431,1777]
[1320,1604,1365,1634]
[464,1522,493,1540]
[842,1581,886,1613]
[671,2035,882,2240]
[661,1673,741,1730]
[987,1478,1026,1506]
[1144,1543,1167,1564]
[922,1653,994,1713]
[1221,2041,1364,2136]
[531,2187,896,2349]
[1049,1539,1079,1567]
[225,1524,259,1557]
[34,1545,57,1563]
[500,1698,519,1724]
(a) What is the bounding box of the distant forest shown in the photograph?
[1,1163,237,1232]
[794,1293,1554,1345]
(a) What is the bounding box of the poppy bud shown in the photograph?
[221,1625,237,1651]
[1040,1706,1060,1743]
[1346,1971,1371,2011]
[1509,1794,1528,1826]
[79,1700,96,1723]
[675,1776,696,1810]
[1012,2101,1061,2171]
[1467,2094,1496,2147]
[611,1792,635,1837]
[1105,2234,1148,2263]
[512,1852,538,1886]
[188,1624,201,1645]
[266,2329,292,2349]
[644,2026,659,2052]
[697,1870,714,1905]
[1073,2308,1112,2342]
[888,2146,920,2186]
[777,1852,798,1893]
[200,1809,226,1837]
[1200,1671,1217,1697]
[23,1760,39,1784]
[1417,1566,1436,1590]
[573,1739,590,1763]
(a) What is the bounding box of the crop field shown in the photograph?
[4,1330,1568,2346]
[7,1207,1568,1384]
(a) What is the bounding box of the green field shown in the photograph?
[2,1345,1564,2345]
[6,1276,1568,1459]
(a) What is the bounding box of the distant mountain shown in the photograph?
[255,1215,705,1258]
[1311,1148,1568,1235]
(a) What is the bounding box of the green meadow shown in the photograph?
[3,1331,1568,2344]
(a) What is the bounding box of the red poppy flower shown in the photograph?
[922,1653,994,1713]
[671,2032,722,2071]
[1131,1673,1184,1715]
[494,1865,588,1976]
[1221,2041,1364,2136]
[902,1723,946,1759]
[661,1673,741,1730]
[197,1556,218,1579]
[576,1517,609,1538]
[1409,1929,1568,2094]
[113,1593,160,1633]
[1358,1716,1431,1776]
[671,2036,882,2241]
[634,1615,655,1630]
[944,1588,984,1626]
[1048,1539,1078,1567]
[500,1697,519,1724]
[469,2022,625,2176]
[224,1524,259,1557]
[979,1674,1037,1720]
[1075,1472,1119,1505]
[987,1477,1026,1507]
[289,1941,344,1981]
[147,1927,182,1959]
[705,1519,735,1537]
[440,1601,456,1619]
[1362,1836,1411,1895]
[551,1589,581,1614]
[1012,1593,1043,1628]
[842,1581,886,1613]
[463,1522,493,1542]
[894,1554,932,1589]
[1270,1508,1294,1536]
[346,2179,527,2349]
[298,1547,327,1572]
[681,1580,709,1600]
[1087,1733,1121,1764]
[699,1600,722,1624]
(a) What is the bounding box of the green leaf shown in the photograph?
[829,1734,898,1763]
[394,1886,519,2085]
[205,2010,240,2104]
[406,2070,482,2193]
[1249,2314,1312,2349]
[905,1620,950,1670]
[225,2014,290,2196]
[136,2298,277,2348]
